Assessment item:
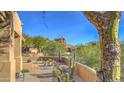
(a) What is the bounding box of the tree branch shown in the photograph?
[83,11,121,31]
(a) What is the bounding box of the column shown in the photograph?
[14,36,22,73]
[0,28,16,82]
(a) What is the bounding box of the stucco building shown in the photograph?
[0,12,24,82]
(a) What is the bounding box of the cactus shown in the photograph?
[53,64,72,82]
[84,11,121,81]
[62,73,70,82]
[53,65,62,81]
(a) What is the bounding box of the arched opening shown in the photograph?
[19,11,124,82]
[1,11,123,81]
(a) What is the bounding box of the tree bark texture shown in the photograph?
[84,11,121,81]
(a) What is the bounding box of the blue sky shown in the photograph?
[18,11,124,45]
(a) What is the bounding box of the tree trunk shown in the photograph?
[84,11,121,81]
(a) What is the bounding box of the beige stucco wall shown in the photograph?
[29,48,39,54]
[13,12,22,36]
[75,62,98,82]
[0,61,15,82]
[13,12,23,73]
[14,37,22,72]
[0,41,15,82]
[23,63,40,73]
[0,12,23,82]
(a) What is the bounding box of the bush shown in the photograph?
[37,57,43,61]
[27,59,31,63]
[75,41,124,81]
[21,69,29,73]
[75,42,101,69]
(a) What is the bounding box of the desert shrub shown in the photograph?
[37,57,42,61]
[75,41,124,81]
[75,42,101,70]
[27,59,31,63]
[21,69,29,73]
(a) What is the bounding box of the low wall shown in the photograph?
[23,56,68,63]
[23,56,99,82]
[75,62,98,82]
[23,63,40,73]
[23,56,39,62]
[15,57,22,72]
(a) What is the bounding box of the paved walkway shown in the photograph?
[16,65,58,82]
[73,72,84,82]
[31,66,58,82]
[16,63,83,82]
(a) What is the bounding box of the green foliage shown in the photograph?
[74,41,124,81]
[33,36,46,48]
[21,69,29,73]
[53,65,72,82]
[23,34,47,48]
[43,41,67,56]
[53,66,62,80]
[120,41,124,81]
[120,41,124,64]
[62,73,71,82]
[23,34,34,47]
[74,42,101,70]
[23,33,67,55]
